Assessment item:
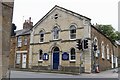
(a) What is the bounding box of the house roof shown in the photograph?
[33,5,91,29]
[15,29,31,36]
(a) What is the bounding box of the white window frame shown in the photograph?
[52,26,59,40]
[70,48,76,61]
[16,53,21,64]
[17,36,22,47]
[69,25,76,40]
[101,42,105,59]
[106,45,110,60]
[39,30,44,43]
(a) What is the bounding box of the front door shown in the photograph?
[22,53,27,68]
[53,52,59,69]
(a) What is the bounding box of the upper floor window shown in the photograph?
[39,30,44,42]
[53,26,59,40]
[70,25,76,39]
[101,42,105,59]
[106,45,110,60]
[17,36,22,47]
[39,49,43,61]
[24,37,27,45]
[70,48,76,61]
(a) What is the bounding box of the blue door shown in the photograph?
[53,52,59,69]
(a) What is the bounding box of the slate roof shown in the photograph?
[15,29,31,36]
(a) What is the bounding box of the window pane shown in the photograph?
[70,25,76,39]
[24,38,27,45]
[18,36,22,47]
[16,53,20,64]
[53,27,59,39]
[40,31,44,42]
[39,50,43,60]
[70,48,76,60]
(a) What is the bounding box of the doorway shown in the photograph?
[52,47,60,69]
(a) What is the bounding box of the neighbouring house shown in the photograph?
[10,17,33,69]
[29,5,118,73]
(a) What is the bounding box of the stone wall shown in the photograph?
[0,2,14,79]
[91,26,115,71]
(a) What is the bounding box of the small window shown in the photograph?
[16,53,21,64]
[70,25,76,39]
[17,36,22,47]
[40,31,44,42]
[107,45,110,60]
[24,37,27,45]
[70,48,76,61]
[53,26,59,40]
[54,14,58,19]
[39,50,43,61]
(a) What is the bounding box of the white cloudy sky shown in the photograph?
[12,0,119,31]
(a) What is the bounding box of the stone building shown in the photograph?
[10,17,33,69]
[0,1,14,79]
[29,5,118,73]
[91,25,118,71]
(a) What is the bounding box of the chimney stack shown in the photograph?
[23,17,33,29]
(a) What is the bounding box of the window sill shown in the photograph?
[70,60,76,62]
[50,39,62,42]
[69,39,76,40]
[38,60,43,63]
[39,42,44,43]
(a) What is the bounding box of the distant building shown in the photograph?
[10,17,33,69]
[29,5,118,73]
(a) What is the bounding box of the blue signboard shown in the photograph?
[62,52,69,60]
[43,53,49,60]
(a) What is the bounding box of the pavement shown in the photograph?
[9,68,119,79]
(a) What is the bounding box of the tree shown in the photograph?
[95,25,120,41]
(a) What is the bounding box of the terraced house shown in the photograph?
[28,5,118,73]
[10,18,33,69]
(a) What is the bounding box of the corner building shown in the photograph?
[29,5,117,73]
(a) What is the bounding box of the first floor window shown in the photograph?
[39,50,43,61]
[24,37,27,45]
[70,25,76,39]
[70,48,76,60]
[53,26,59,40]
[16,53,21,64]
[40,30,44,42]
[17,36,22,47]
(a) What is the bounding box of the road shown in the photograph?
[9,68,119,80]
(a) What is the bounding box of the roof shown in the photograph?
[33,5,91,29]
[15,29,31,36]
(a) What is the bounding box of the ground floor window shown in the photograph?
[39,49,43,61]
[70,48,76,61]
[16,53,21,64]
